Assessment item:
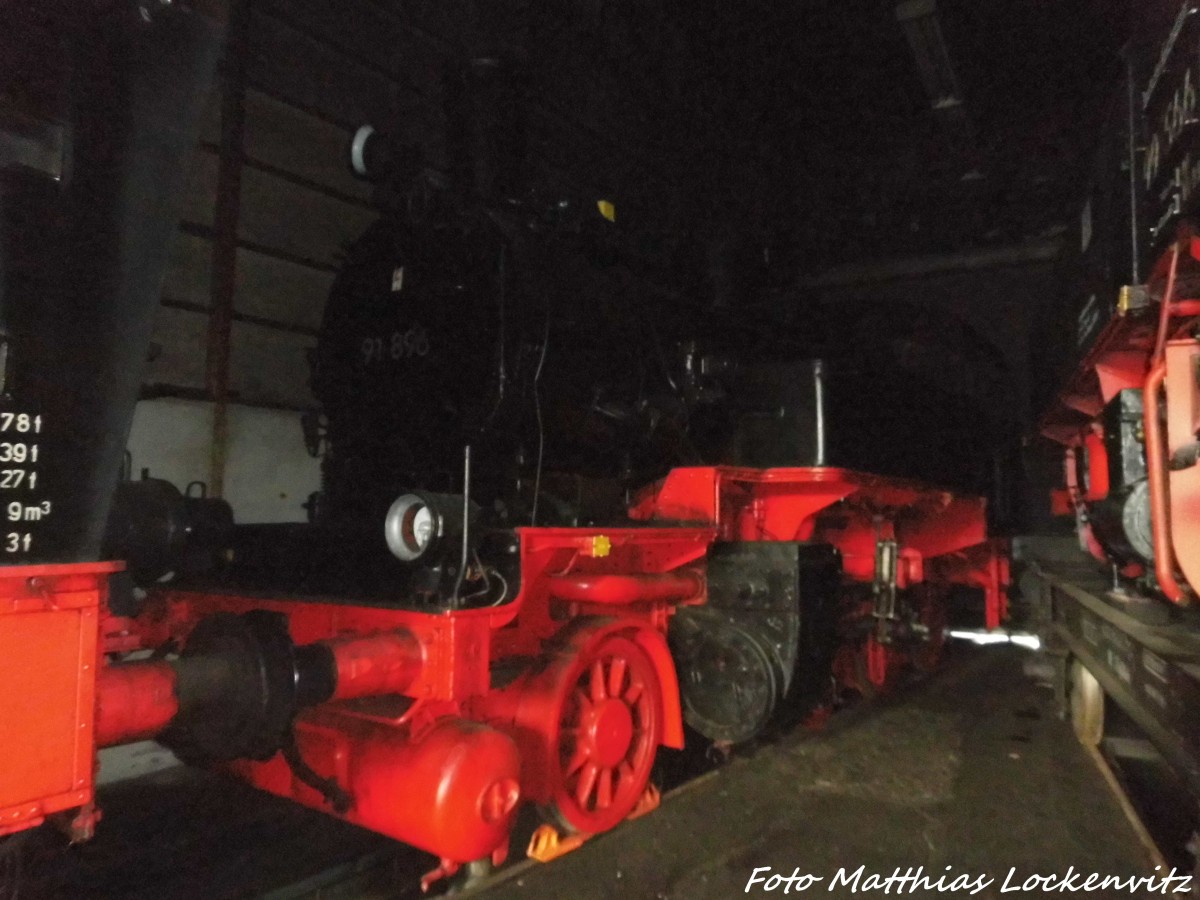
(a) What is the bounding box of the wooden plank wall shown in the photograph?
[147,0,470,411]
[146,0,688,413]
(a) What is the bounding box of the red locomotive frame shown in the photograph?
[0,466,1007,889]
[1042,233,1200,603]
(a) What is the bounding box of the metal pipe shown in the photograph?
[451,444,471,608]
[1144,360,1187,604]
[548,571,703,605]
[1126,50,1142,284]
[813,359,827,466]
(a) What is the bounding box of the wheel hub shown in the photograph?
[583,698,634,768]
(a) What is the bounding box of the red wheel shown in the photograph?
[549,634,662,834]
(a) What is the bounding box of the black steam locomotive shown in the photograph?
[95,55,1016,605]
[229,115,1012,605]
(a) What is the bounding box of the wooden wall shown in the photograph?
[131,0,509,514]
[147,0,479,411]
[137,0,710,511]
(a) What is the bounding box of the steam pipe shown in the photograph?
[813,360,827,466]
[548,571,703,605]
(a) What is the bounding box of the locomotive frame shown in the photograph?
[0,465,1006,890]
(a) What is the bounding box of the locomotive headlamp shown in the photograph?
[385,493,442,562]
[348,124,421,186]
[349,124,398,181]
[384,490,477,568]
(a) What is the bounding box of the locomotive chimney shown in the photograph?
[445,55,523,203]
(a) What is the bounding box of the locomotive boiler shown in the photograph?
[0,12,1010,892]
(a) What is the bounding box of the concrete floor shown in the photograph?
[482,646,1159,900]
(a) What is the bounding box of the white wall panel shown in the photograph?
[126,397,320,523]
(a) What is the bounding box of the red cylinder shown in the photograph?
[329,630,423,700]
[95,661,178,746]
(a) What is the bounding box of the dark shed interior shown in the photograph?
[3,1,1196,896]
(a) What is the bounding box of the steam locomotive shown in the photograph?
[0,5,1008,891]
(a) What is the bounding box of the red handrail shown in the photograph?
[1144,359,1187,604]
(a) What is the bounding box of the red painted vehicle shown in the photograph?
[1028,4,1200,864]
[1034,236,1200,854]
[0,465,1007,889]
[1042,233,1200,603]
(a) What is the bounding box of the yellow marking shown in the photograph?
[1118,285,1133,314]
[527,824,588,862]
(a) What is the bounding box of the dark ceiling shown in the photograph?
[489,0,1132,285]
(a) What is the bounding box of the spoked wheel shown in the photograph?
[548,634,662,835]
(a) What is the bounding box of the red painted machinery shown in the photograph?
[0,465,1006,889]
[0,563,120,841]
[1034,233,1200,849]
[1042,233,1200,603]
[1028,7,1200,855]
